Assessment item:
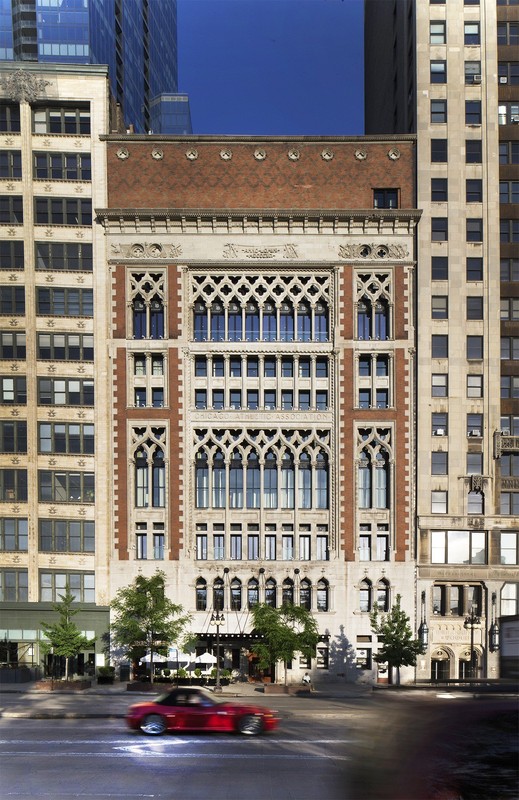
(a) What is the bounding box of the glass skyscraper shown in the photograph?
[0,0,190,133]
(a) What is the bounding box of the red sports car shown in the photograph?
[126,686,280,736]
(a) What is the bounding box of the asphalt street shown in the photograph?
[0,684,517,800]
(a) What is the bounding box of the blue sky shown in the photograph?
[177,0,364,136]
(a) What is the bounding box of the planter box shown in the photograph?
[127,682,176,692]
[34,680,91,692]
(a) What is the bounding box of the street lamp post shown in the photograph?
[489,592,500,653]
[464,603,481,679]
[418,590,429,649]
[210,610,225,693]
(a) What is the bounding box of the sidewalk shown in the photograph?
[0,679,371,720]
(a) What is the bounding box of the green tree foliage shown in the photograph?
[370,594,424,684]
[251,603,319,685]
[40,586,96,681]
[110,571,191,683]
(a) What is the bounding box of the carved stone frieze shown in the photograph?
[110,242,183,259]
[222,243,299,260]
[338,242,410,260]
[0,69,50,103]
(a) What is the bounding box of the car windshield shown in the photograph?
[154,689,223,707]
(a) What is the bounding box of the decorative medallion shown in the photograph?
[151,148,164,160]
[254,149,267,161]
[116,148,129,160]
[220,149,232,161]
[287,149,300,161]
[338,243,410,260]
[185,148,198,161]
[116,242,183,259]
[388,148,401,161]
[0,69,50,103]
[321,148,334,161]
[355,149,368,161]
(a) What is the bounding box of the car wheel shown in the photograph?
[140,714,167,736]
[238,714,264,736]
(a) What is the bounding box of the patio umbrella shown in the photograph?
[195,652,217,664]
[168,648,191,664]
[140,652,168,664]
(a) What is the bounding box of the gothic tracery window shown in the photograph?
[130,272,165,340]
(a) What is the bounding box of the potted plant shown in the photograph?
[176,667,189,685]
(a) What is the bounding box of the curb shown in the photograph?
[1,711,126,719]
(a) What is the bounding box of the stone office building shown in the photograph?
[98,134,420,683]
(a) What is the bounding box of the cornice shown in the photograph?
[97,208,421,223]
[100,133,417,144]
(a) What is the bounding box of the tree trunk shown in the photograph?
[150,653,154,684]
[65,656,69,681]
[283,661,288,686]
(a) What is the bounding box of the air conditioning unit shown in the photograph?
[433,428,445,436]
[501,429,511,436]
[469,429,481,437]
[473,75,482,84]
[499,76,508,84]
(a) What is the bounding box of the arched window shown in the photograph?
[316,452,329,509]
[359,579,372,612]
[149,296,164,339]
[212,451,226,508]
[195,452,209,508]
[213,578,224,611]
[245,303,260,342]
[135,442,165,508]
[300,578,311,610]
[375,299,388,340]
[196,578,207,611]
[210,302,225,342]
[264,451,278,509]
[263,302,277,342]
[246,452,260,509]
[280,302,294,342]
[230,578,242,611]
[228,302,242,342]
[376,579,390,612]
[357,298,371,340]
[229,452,243,509]
[468,490,484,515]
[152,448,165,507]
[135,446,148,507]
[358,451,372,508]
[297,303,311,342]
[248,578,259,609]
[314,302,328,342]
[282,578,294,606]
[133,296,146,339]
[359,446,389,510]
[375,450,389,509]
[298,452,312,509]
[317,579,328,611]
[265,578,277,608]
[194,302,208,341]
[281,452,295,509]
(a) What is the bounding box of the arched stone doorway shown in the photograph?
[430,647,451,681]
[458,647,480,679]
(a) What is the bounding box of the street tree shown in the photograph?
[110,571,191,683]
[251,603,319,686]
[369,593,424,685]
[40,586,96,681]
